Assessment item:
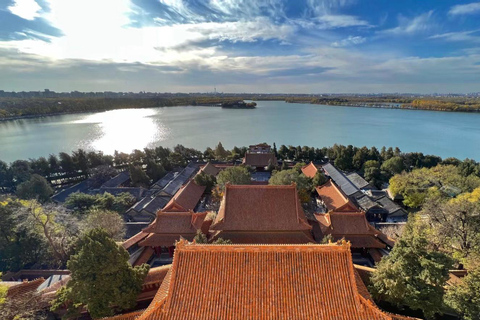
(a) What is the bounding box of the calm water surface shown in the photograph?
[1,101,479,163]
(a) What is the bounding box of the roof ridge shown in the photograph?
[226,184,295,189]
[176,239,350,249]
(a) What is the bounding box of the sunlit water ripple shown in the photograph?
[1,101,480,162]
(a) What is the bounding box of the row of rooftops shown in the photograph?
[303,162,407,222]
[124,182,396,270]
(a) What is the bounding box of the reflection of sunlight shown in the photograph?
[73,109,168,154]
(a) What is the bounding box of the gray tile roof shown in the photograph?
[100,171,130,188]
[322,163,360,196]
[51,180,92,203]
[376,196,407,217]
[142,195,171,215]
[151,171,175,189]
[346,172,371,190]
[355,195,379,211]
[160,162,198,196]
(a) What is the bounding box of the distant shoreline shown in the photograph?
[1,99,480,122]
[284,101,480,114]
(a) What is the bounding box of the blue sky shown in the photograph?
[0,0,479,93]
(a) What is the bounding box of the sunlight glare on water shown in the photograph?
[72,109,168,154]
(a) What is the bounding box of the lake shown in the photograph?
[1,100,479,163]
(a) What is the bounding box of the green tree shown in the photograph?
[89,165,118,188]
[146,160,166,182]
[389,165,480,208]
[65,192,135,214]
[19,201,80,266]
[65,193,97,212]
[269,169,312,203]
[16,174,54,202]
[216,166,251,189]
[214,142,229,161]
[445,268,480,320]
[168,152,187,167]
[0,200,48,272]
[0,273,6,305]
[421,190,480,262]
[380,156,405,177]
[312,171,328,188]
[59,152,76,174]
[212,238,233,244]
[128,164,150,187]
[10,160,32,186]
[193,230,208,243]
[370,216,453,319]
[52,229,149,318]
[364,160,384,188]
[72,149,89,177]
[194,171,217,193]
[0,161,13,192]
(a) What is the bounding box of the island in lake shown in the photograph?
[222,101,257,109]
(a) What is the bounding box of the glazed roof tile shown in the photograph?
[6,278,45,298]
[316,180,358,212]
[301,162,318,178]
[163,179,205,212]
[122,231,149,250]
[134,241,404,320]
[211,184,311,232]
[315,211,387,249]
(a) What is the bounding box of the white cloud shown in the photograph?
[8,0,42,20]
[316,14,370,28]
[430,30,480,43]
[331,35,366,47]
[448,2,480,16]
[379,11,434,35]
[0,0,295,64]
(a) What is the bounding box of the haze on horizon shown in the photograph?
[1,0,480,94]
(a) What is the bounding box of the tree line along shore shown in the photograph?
[1,95,480,120]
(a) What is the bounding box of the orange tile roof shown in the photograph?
[316,211,386,249]
[301,162,318,178]
[163,179,205,212]
[242,152,277,167]
[102,310,145,320]
[139,211,206,247]
[316,180,359,212]
[6,278,45,298]
[143,265,171,287]
[122,231,149,250]
[211,184,313,243]
[199,162,219,176]
[133,241,407,320]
